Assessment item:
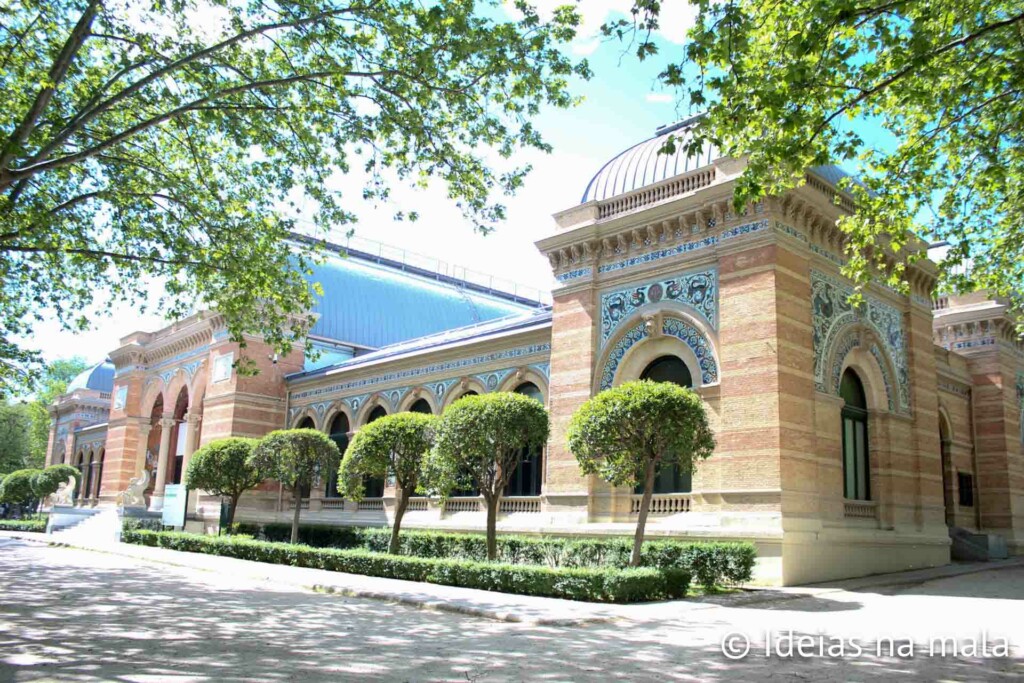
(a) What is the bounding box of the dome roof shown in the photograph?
[307,252,537,348]
[66,359,115,393]
[582,115,720,203]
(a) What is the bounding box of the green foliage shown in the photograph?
[427,391,548,559]
[32,464,80,499]
[233,522,757,589]
[123,529,690,603]
[184,437,262,528]
[0,517,47,532]
[121,517,165,532]
[25,358,88,461]
[568,381,715,489]
[251,429,340,491]
[613,0,1024,317]
[0,402,32,475]
[427,392,549,498]
[339,412,435,500]
[568,380,715,566]
[0,1,589,392]
[251,428,341,542]
[0,468,41,504]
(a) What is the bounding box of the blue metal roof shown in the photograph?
[290,307,552,383]
[66,359,115,393]
[306,251,538,349]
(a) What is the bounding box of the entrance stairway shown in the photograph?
[950,527,1008,561]
[48,506,122,546]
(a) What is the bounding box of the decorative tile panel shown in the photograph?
[868,344,896,411]
[811,270,910,413]
[290,343,550,402]
[475,368,516,391]
[529,362,550,379]
[600,268,717,350]
[556,267,592,283]
[662,318,719,385]
[599,316,719,390]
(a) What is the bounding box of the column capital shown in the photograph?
[159,415,176,429]
[184,412,202,425]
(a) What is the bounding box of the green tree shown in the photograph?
[25,357,89,466]
[184,437,264,529]
[250,429,341,543]
[567,381,715,567]
[0,0,588,392]
[426,392,548,560]
[0,402,32,476]
[0,468,41,506]
[339,412,436,554]
[32,463,81,501]
[611,1,1024,313]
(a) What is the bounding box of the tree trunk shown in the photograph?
[290,484,302,544]
[631,460,657,567]
[484,492,500,561]
[226,493,239,531]
[389,486,411,555]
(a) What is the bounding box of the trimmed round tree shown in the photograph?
[250,429,341,544]
[0,468,42,506]
[339,412,437,555]
[427,392,548,560]
[32,464,81,502]
[184,438,263,530]
[568,380,715,567]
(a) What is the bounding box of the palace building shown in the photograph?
[46,118,1024,585]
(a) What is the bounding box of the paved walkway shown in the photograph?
[6,530,1023,625]
[2,534,1022,681]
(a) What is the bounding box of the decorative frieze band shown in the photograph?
[600,268,717,350]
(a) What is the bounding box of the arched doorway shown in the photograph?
[638,356,693,494]
[363,406,387,497]
[840,368,870,501]
[74,451,86,502]
[326,413,349,498]
[145,394,164,497]
[83,451,95,503]
[170,387,189,485]
[94,449,105,500]
[506,382,543,496]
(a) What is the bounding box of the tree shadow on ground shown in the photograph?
[0,540,1020,682]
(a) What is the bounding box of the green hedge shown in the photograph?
[233,523,756,589]
[0,518,47,532]
[124,530,689,603]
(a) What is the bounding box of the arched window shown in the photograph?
[409,398,432,414]
[840,369,870,501]
[363,406,387,497]
[637,356,693,494]
[74,452,86,500]
[506,382,544,497]
[83,452,94,501]
[326,413,349,498]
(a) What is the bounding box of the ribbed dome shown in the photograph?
[66,359,115,393]
[581,115,720,203]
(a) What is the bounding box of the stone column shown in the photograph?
[149,416,176,511]
[135,421,152,476]
[181,413,201,515]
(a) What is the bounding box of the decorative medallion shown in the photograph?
[600,268,717,349]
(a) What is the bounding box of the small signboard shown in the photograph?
[162,484,188,528]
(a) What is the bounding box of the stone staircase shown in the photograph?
[48,506,121,546]
[950,527,1008,561]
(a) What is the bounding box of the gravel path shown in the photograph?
[1,536,1021,681]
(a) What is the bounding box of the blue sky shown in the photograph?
[28,2,713,364]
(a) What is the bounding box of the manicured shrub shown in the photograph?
[231,522,756,587]
[0,517,47,532]
[426,392,548,560]
[0,469,42,505]
[122,530,690,603]
[568,381,715,566]
[184,437,263,528]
